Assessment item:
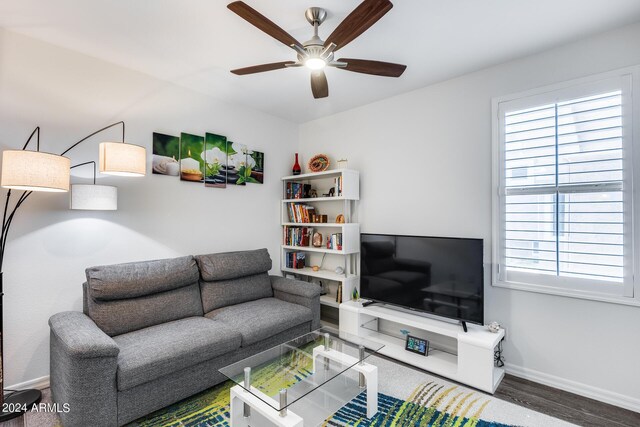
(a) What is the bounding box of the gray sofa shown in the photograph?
[48,249,320,427]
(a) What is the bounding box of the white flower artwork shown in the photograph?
[201,147,227,166]
[227,141,248,186]
[204,133,228,188]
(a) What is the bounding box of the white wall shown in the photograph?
[299,22,640,410]
[0,30,298,387]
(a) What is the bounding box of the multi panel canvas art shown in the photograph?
[152,131,264,188]
[152,133,180,176]
[179,133,205,182]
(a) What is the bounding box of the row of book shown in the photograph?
[327,233,343,251]
[333,176,343,197]
[286,203,316,223]
[283,226,312,247]
[284,252,306,269]
[285,183,311,199]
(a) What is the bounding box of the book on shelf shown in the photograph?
[283,226,313,247]
[285,182,311,199]
[336,283,343,303]
[326,233,343,250]
[284,252,306,269]
[333,176,342,197]
[286,203,316,223]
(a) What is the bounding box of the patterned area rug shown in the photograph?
[128,352,573,427]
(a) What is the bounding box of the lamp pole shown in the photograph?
[0,127,42,420]
[0,122,128,421]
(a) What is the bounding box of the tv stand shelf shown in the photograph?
[339,301,505,393]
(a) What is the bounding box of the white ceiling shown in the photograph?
[1,0,640,123]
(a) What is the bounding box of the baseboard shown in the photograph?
[6,375,50,391]
[505,363,640,413]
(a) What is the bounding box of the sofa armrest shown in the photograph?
[49,311,119,358]
[270,275,321,298]
[270,276,321,330]
[49,311,119,427]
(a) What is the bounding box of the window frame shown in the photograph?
[491,67,640,306]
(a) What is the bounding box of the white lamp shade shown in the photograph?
[70,184,117,210]
[99,142,146,176]
[1,150,70,192]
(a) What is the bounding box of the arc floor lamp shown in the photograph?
[0,122,145,421]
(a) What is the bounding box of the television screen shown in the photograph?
[360,234,484,325]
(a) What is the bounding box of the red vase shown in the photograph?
[292,153,301,175]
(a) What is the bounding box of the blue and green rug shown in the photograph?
[128,353,572,427]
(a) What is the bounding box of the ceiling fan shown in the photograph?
[227,0,407,99]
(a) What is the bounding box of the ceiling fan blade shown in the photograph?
[325,0,393,51]
[310,71,329,99]
[228,1,303,49]
[336,58,406,77]
[231,61,296,75]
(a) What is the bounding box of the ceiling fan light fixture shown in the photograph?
[227,1,406,99]
[305,57,326,70]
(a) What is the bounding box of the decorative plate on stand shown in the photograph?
[308,154,330,172]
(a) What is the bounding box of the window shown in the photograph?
[493,73,636,301]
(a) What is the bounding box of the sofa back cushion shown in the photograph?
[84,256,203,336]
[195,249,273,312]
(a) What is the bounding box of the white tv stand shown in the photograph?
[339,301,505,393]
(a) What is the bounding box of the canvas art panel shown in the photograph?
[204,133,228,188]
[152,132,180,176]
[249,150,264,184]
[227,141,249,186]
[179,133,205,182]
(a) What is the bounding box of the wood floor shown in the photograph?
[495,374,640,427]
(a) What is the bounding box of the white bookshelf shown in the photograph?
[281,169,360,319]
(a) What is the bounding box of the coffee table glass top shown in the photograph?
[219,327,384,411]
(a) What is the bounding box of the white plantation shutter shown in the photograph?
[495,75,634,298]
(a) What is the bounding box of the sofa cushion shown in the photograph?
[195,249,272,281]
[205,298,313,347]
[200,272,273,313]
[86,256,200,301]
[85,282,204,337]
[113,317,241,391]
[83,256,204,336]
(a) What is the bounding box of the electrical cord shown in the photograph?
[494,340,505,367]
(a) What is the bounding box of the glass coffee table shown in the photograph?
[219,327,384,427]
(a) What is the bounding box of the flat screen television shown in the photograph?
[360,233,484,325]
